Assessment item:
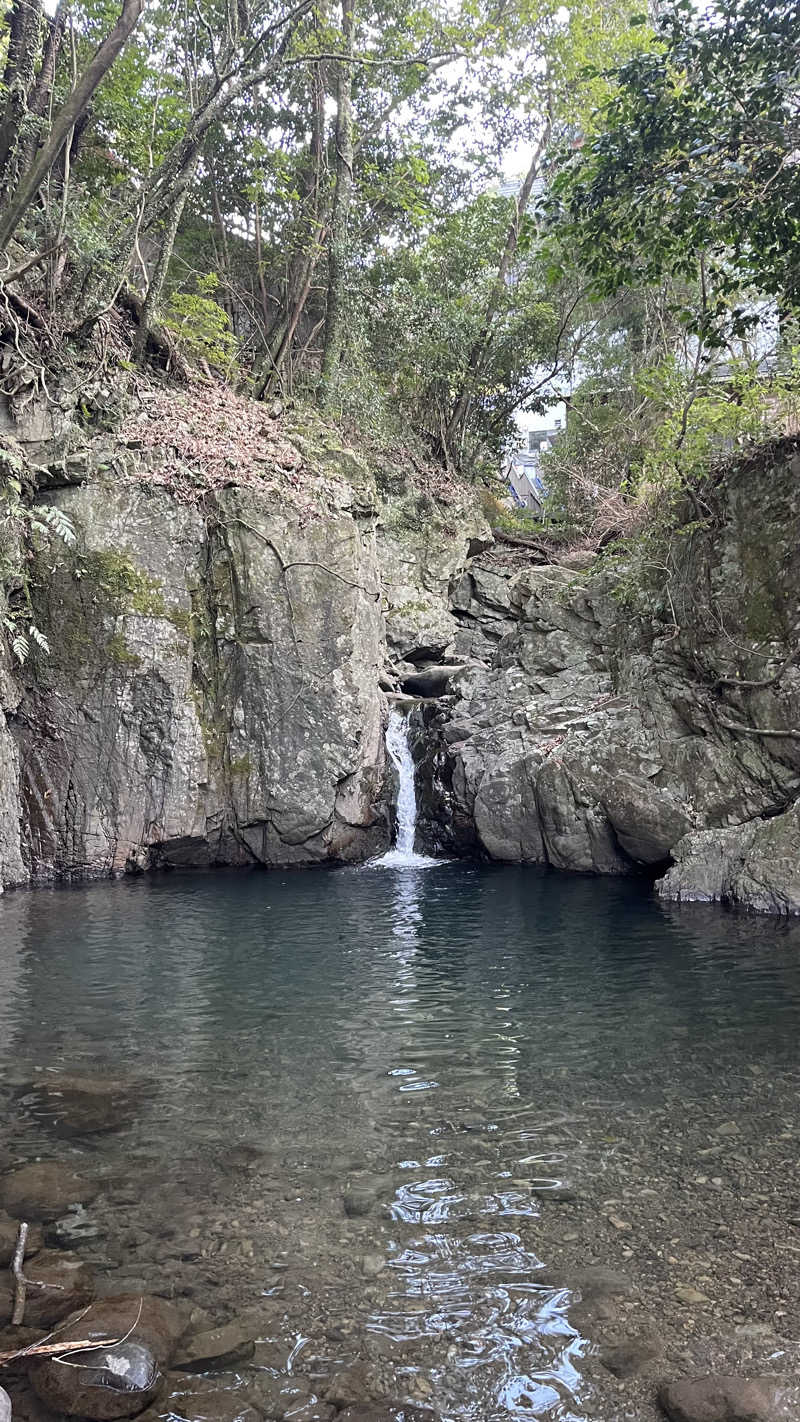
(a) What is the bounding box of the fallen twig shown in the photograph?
[11,1223,28,1326]
[0,1337,117,1366]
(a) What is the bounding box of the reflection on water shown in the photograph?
[1,864,800,1420]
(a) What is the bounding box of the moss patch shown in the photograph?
[84,550,166,617]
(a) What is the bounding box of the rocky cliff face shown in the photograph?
[2,383,798,916]
[0,386,485,886]
[414,440,800,914]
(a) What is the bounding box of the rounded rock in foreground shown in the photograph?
[30,1339,162,1419]
[658,1374,793,1422]
[27,1294,188,1368]
[0,1162,98,1222]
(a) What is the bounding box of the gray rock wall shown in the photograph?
[2,405,799,918]
[3,476,390,881]
[416,442,800,914]
[0,407,487,887]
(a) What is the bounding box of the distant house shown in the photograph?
[504,418,564,514]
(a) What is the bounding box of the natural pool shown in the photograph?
[1,863,799,1422]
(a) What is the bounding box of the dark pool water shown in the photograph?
[1,864,800,1421]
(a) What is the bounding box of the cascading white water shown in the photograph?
[386,709,418,856]
[374,708,437,867]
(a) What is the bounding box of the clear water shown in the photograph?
[1,865,800,1421]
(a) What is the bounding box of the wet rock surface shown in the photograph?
[30,1339,162,1419]
[415,444,800,915]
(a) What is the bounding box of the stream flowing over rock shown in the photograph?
[0,393,799,915]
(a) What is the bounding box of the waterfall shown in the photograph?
[375,709,437,867]
[386,709,419,856]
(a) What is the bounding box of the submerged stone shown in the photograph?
[31,1340,162,1419]
[140,1375,261,1422]
[19,1073,147,1136]
[0,1162,99,1222]
[173,1323,255,1372]
[658,1375,794,1422]
[0,1249,94,1327]
[336,1408,438,1422]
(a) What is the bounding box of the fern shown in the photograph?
[31,504,77,547]
[29,624,50,654]
[1,457,77,664]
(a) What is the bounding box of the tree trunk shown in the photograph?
[0,0,44,199]
[77,4,309,328]
[0,0,144,253]
[255,229,326,398]
[254,46,328,397]
[318,0,354,407]
[132,158,197,363]
[19,0,68,174]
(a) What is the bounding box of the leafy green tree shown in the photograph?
[550,0,800,332]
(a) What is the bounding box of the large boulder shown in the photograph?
[0,1161,98,1221]
[658,804,800,915]
[31,1340,162,1419]
[658,1375,794,1422]
[417,445,800,913]
[10,476,388,881]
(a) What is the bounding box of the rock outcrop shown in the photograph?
[414,441,800,913]
[0,394,485,885]
[1,377,799,918]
